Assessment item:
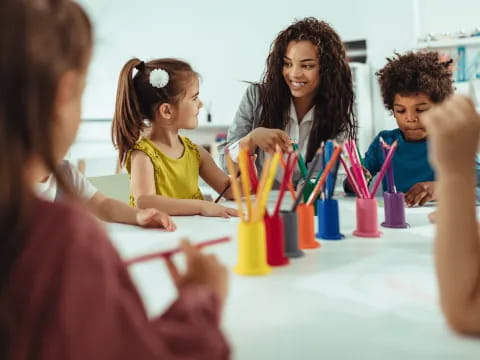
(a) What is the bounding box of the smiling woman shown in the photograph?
[220,17,356,185]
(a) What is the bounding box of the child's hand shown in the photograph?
[363,167,372,182]
[165,239,228,308]
[199,201,238,218]
[247,127,291,153]
[421,95,480,173]
[428,211,436,224]
[349,166,372,182]
[405,181,435,207]
[136,208,177,231]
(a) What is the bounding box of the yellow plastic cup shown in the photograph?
[234,220,271,276]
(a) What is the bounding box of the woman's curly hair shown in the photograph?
[257,17,357,163]
[376,51,454,111]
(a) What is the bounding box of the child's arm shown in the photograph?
[130,150,238,217]
[422,95,480,334]
[87,192,176,231]
[197,145,237,200]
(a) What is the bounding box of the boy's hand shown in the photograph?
[421,95,480,173]
[405,181,435,207]
[136,208,176,231]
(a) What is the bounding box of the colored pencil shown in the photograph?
[306,146,343,205]
[225,152,245,221]
[124,236,231,266]
[369,141,398,198]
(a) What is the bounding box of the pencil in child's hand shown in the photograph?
[214,169,240,203]
[124,236,231,266]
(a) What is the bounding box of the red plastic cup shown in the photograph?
[264,213,289,266]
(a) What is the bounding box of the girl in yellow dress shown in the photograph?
[112,58,237,217]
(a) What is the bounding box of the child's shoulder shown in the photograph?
[180,135,196,149]
[180,136,201,161]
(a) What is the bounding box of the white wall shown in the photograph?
[418,0,480,36]
[77,0,420,137]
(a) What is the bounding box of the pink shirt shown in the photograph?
[6,199,230,359]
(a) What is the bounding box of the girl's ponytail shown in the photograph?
[112,58,145,166]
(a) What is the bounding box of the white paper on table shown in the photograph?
[295,255,438,317]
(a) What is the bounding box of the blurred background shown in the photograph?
[72,0,480,177]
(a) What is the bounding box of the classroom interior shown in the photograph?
[70,0,480,358]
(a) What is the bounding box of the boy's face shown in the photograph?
[393,93,433,141]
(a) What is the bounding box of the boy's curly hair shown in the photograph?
[376,51,454,111]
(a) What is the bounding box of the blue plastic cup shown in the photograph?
[316,199,344,240]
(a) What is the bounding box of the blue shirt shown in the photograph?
[362,128,434,194]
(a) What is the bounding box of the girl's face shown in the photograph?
[393,93,434,141]
[172,76,203,129]
[282,40,320,102]
[52,66,88,162]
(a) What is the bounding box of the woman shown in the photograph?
[221,17,356,184]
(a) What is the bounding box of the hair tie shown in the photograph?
[135,60,145,71]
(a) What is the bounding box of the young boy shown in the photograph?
[345,51,454,206]
[421,95,480,334]
[37,160,176,230]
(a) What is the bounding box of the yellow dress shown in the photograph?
[126,136,203,206]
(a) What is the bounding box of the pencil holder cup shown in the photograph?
[234,221,271,276]
[280,210,304,258]
[264,213,289,266]
[297,203,320,249]
[316,199,344,240]
[381,192,408,228]
[353,198,382,238]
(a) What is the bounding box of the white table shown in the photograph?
[107,195,480,360]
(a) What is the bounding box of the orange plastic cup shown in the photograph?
[297,203,320,249]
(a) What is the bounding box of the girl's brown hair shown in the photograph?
[376,51,454,111]
[0,0,92,356]
[112,58,197,166]
[257,17,357,163]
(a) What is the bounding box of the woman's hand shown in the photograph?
[242,127,291,153]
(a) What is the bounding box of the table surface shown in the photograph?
[106,194,480,360]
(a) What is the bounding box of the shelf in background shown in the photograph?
[416,37,480,49]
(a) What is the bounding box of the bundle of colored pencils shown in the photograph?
[273,148,298,215]
[291,142,343,211]
[225,147,281,222]
[379,137,397,193]
[324,141,341,200]
[341,139,398,199]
